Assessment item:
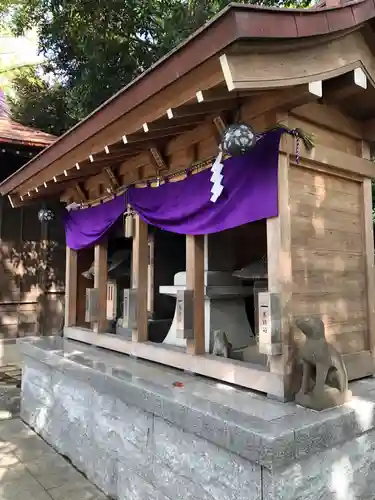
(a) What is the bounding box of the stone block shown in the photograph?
[22,356,53,392]
[263,430,375,500]
[92,391,152,455]
[153,418,262,500]
[84,443,119,499]
[21,381,54,437]
[117,462,173,500]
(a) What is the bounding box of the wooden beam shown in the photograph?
[93,240,108,333]
[118,152,151,177]
[291,103,363,140]
[186,235,205,355]
[65,326,285,396]
[132,215,148,342]
[64,246,78,328]
[323,68,367,103]
[362,118,375,142]
[280,134,375,179]
[240,84,322,124]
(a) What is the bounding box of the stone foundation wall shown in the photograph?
[22,356,261,500]
[20,339,375,500]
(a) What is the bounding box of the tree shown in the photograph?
[9,67,75,135]
[0,0,312,134]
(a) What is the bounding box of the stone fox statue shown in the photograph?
[296,317,348,395]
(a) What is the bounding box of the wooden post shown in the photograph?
[147,233,155,317]
[132,215,148,342]
[266,150,293,399]
[362,178,375,355]
[64,246,78,328]
[93,239,108,333]
[358,140,375,358]
[186,234,205,355]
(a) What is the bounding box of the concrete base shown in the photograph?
[19,336,375,500]
[0,340,22,366]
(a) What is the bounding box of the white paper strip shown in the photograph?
[210,151,224,203]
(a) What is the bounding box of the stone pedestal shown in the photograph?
[160,271,254,352]
[19,337,375,500]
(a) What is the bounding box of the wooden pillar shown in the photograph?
[186,234,205,355]
[266,149,293,398]
[132,215,148,342]
[358,140,375,358]
[93,239,108,333]
[64,246,78,328]
[362,178,375,355]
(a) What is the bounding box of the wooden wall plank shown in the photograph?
[289,164,368,363]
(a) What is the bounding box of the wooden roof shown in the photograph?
[2,0,375,204]
[0,117,55,148]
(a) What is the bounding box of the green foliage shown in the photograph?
[0,0,312,134]
[9,66,74,135]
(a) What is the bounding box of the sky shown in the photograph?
[0,30,43,97]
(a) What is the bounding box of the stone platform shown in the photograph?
[19,336,375,500]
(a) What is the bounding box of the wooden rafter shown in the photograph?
[166,98,237,119]
[141,114,205,134]
[121,122,199,146]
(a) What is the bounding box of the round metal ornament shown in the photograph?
[38,208,55,223]
[221,123,257,156]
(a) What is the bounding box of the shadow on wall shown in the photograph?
[0,198,66,363]
[289,164,367,362]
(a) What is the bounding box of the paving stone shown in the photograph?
[24,450,83,490]
[48,480,106,500]
[11,434,56,462]
[0,417,107,499]
[0,467,52,500]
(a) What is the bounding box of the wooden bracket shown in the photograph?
[104,167,120,192]
[212,115,227,144]
[75,183,87,202]
[149,147,168,173]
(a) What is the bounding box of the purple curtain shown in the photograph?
[64,195,125,250]
[64,128,281,250]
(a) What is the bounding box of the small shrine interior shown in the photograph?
[2,3,375,399]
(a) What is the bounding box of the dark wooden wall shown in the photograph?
[0,145,66,339]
